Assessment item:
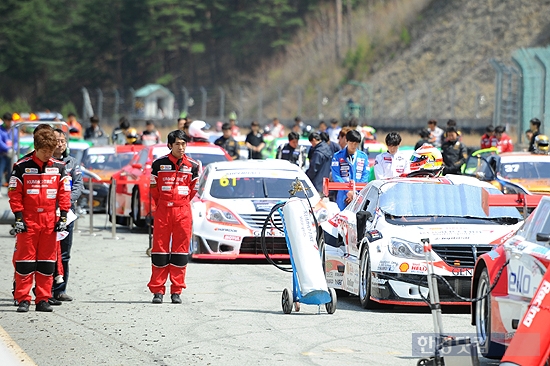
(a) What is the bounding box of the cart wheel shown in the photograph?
[9,228,16,236]
[145,247,151,257]
[325,288,337,314]
[282,288,293,314]
[416,357,437,366]
[294,302,300,312]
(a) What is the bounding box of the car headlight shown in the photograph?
[207,207,240,224]
[388,238,424,259]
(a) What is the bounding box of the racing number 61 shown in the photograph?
[219,176,236,187]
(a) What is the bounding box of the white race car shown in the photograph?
[191,160,339,260]
[321,175,524,308]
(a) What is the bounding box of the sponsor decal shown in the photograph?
[509,264,536,296]
[383,157,392,161]
[47,189,57,195]
[399,262,410,272]
[253,229,282,237]
[25,168,38,173]
[27,189,39,194]
[451,268,473,276]
[523,280,550,327]
[214,227,238,233]
[377,260,398,271]
[177,186,189,195]
[45,167,59,174]
[253,200,274,212]
[160,165,172,170]
[161,186,171,191]
[64,181,71,191]
[150,175,157,185]
[410,263,428,273]
[182,166,192,173]
[531,246,550,256]
[326,278,334,285]
[371,277,387,285]
[9,176,17,188]
[331,161,339,166]
[223,234,241,241]
[162,176,185,183]
[47,194,56,199]
[334,279,343,286]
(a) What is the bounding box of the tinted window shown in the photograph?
[210,177,313,199]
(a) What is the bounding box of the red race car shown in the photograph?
[110,142,231,226]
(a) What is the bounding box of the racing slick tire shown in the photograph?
[476,267,505,359]
[131,188,146,227]
[282,288,293,314]
[325,288,337,314]
[359,244,380,309]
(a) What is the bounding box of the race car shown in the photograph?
[320,175,524,309]
[111,142,231,226]
[471,195,549,359]
[190,160,339,260]
[464,151,550,195]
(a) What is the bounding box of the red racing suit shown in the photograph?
[147,153,200,295]
[8,153,71,304]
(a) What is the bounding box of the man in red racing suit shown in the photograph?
[9,128,71,312]
[147,130,200,304]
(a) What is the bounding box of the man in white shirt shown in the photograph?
[374,132,407,179]
[427,119,444,148]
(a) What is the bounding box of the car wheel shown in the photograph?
[282,288,292,314]
[108,184,129,226]
[359,244,379,309]
[476,267,505,359]
[325,288,337,314]
[131,188,145,227]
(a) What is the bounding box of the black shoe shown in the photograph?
[48,297,62,306]
[16,300,30,313]
[55,293,73,301]
[171,293,182,304]
[152,293,163,304]
[36,300,53,312]
[13,299,19,307]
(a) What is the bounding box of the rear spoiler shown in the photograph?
[322,177,367,197]
[482,189,543,215]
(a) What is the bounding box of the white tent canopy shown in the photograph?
[134,84,174,119]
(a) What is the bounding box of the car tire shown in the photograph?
[476,267,505,359]
[131,188,145,227]
[359,244,379,309]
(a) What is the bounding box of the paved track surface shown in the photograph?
[0,199,499,365]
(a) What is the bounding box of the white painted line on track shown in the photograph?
[0,325,36,366]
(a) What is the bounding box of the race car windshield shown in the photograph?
[210,177,314,199]
[186,152,227,167]
[499,161,550,179]
[82,152,135,170]
[379,183,523,222]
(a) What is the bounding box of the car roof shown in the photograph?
[207,159,299,172]
[498,152,550,163]
[371,174,497,190]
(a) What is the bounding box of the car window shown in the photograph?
[186,152,228,167]
[137,149,149,166]
[82,152,135,170]
[209,177,314,199]
[499,161,550,179]
[526,201,550,245]
[197,169,209,197]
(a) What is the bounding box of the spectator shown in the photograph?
[291,116,304,135]
[480,125,497,149]
[228,111,240,137]
[66,113,83,139]
[320,131,340,154]
[51,128,83,303]
[374,132,407,179]
[494,125,513,153]
[326,118,341,144]
[426,119,444,148]
[414,128,432,150]
[112,116,131,144]
[528,118,542,152]
[337,127,352,150]
[317,121,327,133]
[267,118,285,138]
[84,115,106,140]
[331,130,369,210]
[214,123,239,160]
[141,120,161,146]
[444,119,462,141]
[441,126,468,175]
[0,113,14,194]
[245,121,265,159]
[306,132,332,194]
[276,132,306,168]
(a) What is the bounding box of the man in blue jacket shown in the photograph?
[0,113,14,194]
[331,130,369,210]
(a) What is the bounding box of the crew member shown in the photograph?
[494,125,513,153]
[276,132,306,168]
[141,120,161,146]
[148,130,200,304]
[374,132,407,179]
[214,123,240,160]
[306,132,332,194]
[9,128,71,312]
[480,125,497,149]
[52,129,83,302]
[441,126,468,175]
[331,130,369,210]
[528,118,542,152]
[66,113,83,139]
[245,121,265,159]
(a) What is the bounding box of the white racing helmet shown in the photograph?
[188,120,210,140]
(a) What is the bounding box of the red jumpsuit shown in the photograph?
[8,153,71,304]
[147,153,200,295]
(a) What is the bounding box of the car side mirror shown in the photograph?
[356,211,373,243]
[536,233,550,243]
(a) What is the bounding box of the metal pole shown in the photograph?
[129,87,135,119]
[316,85,323,119]
[296,86,303,117]
[104,179,122,240]
[257,86,263,122]
[96,88,104,120]
[218,87,225,121]
[199,86,207,120]
[182,86,189,114]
